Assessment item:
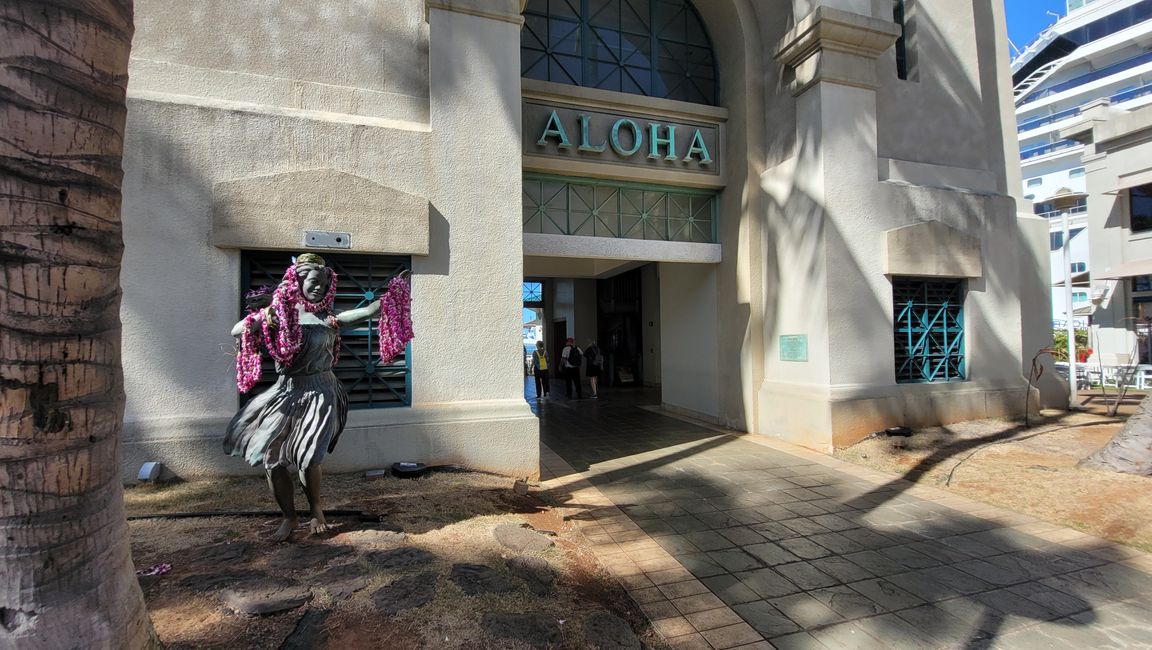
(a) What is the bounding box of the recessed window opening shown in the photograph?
[241,251,412,408]
[893,278,965,383]
[893,0,918,81]
[1131,183,1152,233]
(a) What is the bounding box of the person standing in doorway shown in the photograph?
[585,340,602,399]
[532,340,550,400]
[561,337,583,399]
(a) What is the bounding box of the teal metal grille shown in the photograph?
[523,174,717,242]
[893,279,966,383]
[241,251,411,408]
[523,281,544,304]
[521,0,718,105]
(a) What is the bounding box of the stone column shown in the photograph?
[759,8,899,450]
[418,0,539,474]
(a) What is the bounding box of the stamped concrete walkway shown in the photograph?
[533,391,1152,649]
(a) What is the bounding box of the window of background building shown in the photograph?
[893,278,965,383]
[1069,167,1085,178]
[1071,262,1087,273]
[1050,227,1085,251]
[1131,183,1152,233]
[240,251,412,408]
[1073,291,1088,302]
[1027,177,1043,187]
[521,0,718,105]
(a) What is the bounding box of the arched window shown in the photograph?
[522,0,718,105]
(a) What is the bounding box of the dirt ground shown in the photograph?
[835,394,1152,553]
[126,470,663,649]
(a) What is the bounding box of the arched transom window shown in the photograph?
[522,0,718,106]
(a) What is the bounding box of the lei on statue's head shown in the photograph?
[236,254,339,393]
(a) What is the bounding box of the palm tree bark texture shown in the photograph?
[1,0,159,647]
[1080,395,1152,475]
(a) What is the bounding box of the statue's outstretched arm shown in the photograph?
[231,306,277,336]
[230,318,249,337]
[337,299,381,326]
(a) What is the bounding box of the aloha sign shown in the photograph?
[522,100,720,174]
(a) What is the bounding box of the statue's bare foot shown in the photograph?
[272,516,298,543]
[308,515,329,536]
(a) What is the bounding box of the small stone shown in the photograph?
[265,543,354,570]
[222,577,312,615]
[280,609,330,649]
[507,556,556,596]
[493,523,554,553]
[365,546,435,569]
[371,571,438,615]
[364,469,390,479]
[583,612,640,649]
[481,613,561,648]
[313,564,370,599]
[450,563,518,596]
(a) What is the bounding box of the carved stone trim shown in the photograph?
[883,221,983,278]
[774,7,900,95]
[426,0,525,25]
[211,170,430,256]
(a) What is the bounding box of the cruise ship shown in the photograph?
[1013,0,1152,327]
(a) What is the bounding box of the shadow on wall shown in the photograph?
[752,0,1054,433]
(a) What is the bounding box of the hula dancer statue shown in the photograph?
[224,253,413,542]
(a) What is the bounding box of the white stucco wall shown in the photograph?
[659,264,720,421]
[119,0,538,481]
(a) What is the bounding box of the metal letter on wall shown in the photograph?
[522,100,721,179]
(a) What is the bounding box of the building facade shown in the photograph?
[118,0,1055,480]
[1062,101,1152,363]
[1012,0,1152,328]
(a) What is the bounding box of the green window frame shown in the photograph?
[241,251,412,409]
[523,173,717,243]
[521,0,718,105]
[893,278,966,384]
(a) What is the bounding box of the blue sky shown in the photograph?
[1005,0,1069,55]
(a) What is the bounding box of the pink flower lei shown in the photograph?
[235,263,338,393]
[378,274,413,364]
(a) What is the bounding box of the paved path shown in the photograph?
[534,393,1152,649]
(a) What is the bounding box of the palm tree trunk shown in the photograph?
[1,1,159,647]
[1080,392,1152,475]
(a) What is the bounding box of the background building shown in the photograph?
[1012,0,1152,328]
[117,0,1056,480]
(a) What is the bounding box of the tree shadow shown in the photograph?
[534,402,1152,647]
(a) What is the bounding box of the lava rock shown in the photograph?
[507,556,557,596]
[365,546,435,570]
[481,613,561,648]
[493,523,554,553]
[186,541,252,568]
[371,571,438,615]
[222,577,312,615]
[265,543,354,570]
[450,563,518,596]
[583,612,640,649]
[313,563,370,599]
[280,608,330,649]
